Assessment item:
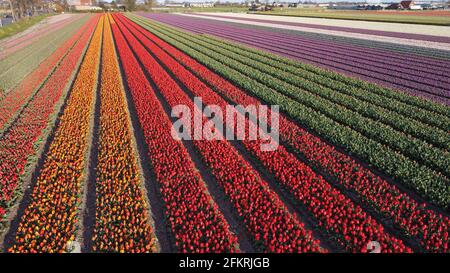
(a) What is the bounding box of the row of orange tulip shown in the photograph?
[91,14,157,253]
[127,16,450,252]
[118,15,411,253]
[9,15,104,253]
[111,16,239,253]
[0,15,98,226]
[0,17,90,133]
[114,14,324,253]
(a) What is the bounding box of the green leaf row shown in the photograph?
[194,32,450,118]
[0,16,89,94]
[128,14,450,208]
[131,16,449,178]
[132,15,450,119]
[142,22,449,151]
[199,34,450,133]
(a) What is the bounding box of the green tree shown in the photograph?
[111,0,118,10]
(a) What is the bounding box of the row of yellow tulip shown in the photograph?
[91,14,157,253]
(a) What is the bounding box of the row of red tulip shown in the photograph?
[91,15,157,253]
[0,16,98,225]
[114,14,324,253]
[110,17,239,253]
[118,14,411,253]
[0,17,91,133]
[125,15,449,252]
[9,16,104,253]
[129,17,450,208]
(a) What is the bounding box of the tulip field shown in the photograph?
[0,12,449,253]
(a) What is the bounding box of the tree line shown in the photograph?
[4,0,155,21]
[4,0,70,21]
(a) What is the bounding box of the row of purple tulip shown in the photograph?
[144,13,450,105]
[195,13,450,44]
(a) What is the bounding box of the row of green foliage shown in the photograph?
[129,14,450,208]
[0,15,89,93]
[0,14,50,40]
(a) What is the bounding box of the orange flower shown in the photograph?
[9,15,105,253]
